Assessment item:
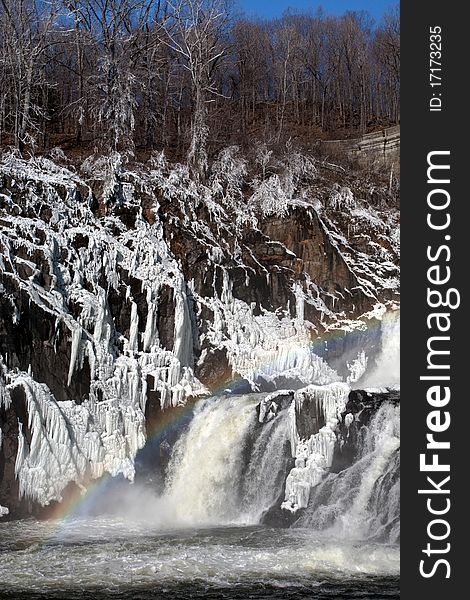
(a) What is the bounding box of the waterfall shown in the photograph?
[359,311,400,389]
[164,395,257,526]
[293,402,400,542]
[160,390,399,540]
[240,412,291,523]
[163,394,291,526]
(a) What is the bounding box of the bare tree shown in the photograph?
[61,0,158,150]
[232,20,270,134]
[162,0,229,178]
[373,6,400,123]
[0,0,58,152]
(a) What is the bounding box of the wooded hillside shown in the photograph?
[0,0,399,169]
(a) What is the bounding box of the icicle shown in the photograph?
[294,282,305,322]
[173,280,193,368]
[67,325,82,386]
[143,284,159,352]
[14,420,26,479]
[347,351,368,385]
[128,301,139,354]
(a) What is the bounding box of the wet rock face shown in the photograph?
[331,389,400,473]
[162,192,387,326]
[294,396,325,441]
[257,391,294,423]
[194,348,232,392]
[262,208,363,314]
[0,290,91,404]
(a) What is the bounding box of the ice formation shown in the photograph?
[347,351,368,384]
[0,156,206,505]
[282,382,350,512]
[7,372,147,505]
[197,270,338,388]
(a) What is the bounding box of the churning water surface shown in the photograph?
[0,518,399,599]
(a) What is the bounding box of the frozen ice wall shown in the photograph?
[282,383,350,512]
[0,156,206,507]
[198,271,338,389]
[0,153,399,512]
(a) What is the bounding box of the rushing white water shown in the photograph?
[294,402,400,542]
[0,392,399,594]
[159,382,399,541]
[0,390,400,598]
[360,310,400,389]
[0,519,399,599]
[163,395,257,525]
[240,412,290,523]
[162,394,291,526]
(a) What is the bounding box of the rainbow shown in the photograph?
[46,399,199,524]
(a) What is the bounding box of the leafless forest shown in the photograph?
[0,0,399,172]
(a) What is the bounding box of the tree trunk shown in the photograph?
[17,59,33,153]
[188,85,208,181]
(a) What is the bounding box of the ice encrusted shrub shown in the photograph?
[207,144,316,221]
[93,57,137,150]
[249,174,290,217]
[283,144,317,187]
[210,146,247,205]
[81,151,125,178]
[389,226,400,255]
[147,150,169,173]
[166,162,191,187]
[156,162,203,222]
[46,147,69,164]
[81,152,128,205]
[0,154,81,191]
[29,156,72,179]
[328,184,355,211]
[249,146,317,218]
[254,142,274,180]
[0,146,22,162]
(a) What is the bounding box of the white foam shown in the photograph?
[360,310,400,388]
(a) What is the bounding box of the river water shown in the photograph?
[0,518,399,599]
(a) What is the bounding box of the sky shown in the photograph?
[238,1,396,24]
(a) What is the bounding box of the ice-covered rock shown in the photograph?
[282,382,350,512]
[0,153,399,515]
